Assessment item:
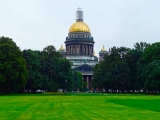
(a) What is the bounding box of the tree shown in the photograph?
[41,45,61,91]
[93,46,131,93]
[144,60,160,93]
[92,61,106,91]
[126,42,150,92]
[143,42,160,63]
[22,49,42,93]
[119,61,130,93]
[55,58,73,91]
[76,72,84,91]
[0,36,27,94]
[137,42,160,92]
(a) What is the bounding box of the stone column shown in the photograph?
[91,76,93,90]
[66,46,68,54]
[88,45,89,55]
[68,46,70,55]
[73,45,74,55]
[71,45,73,55]
[73,46,75,55]
[87,76,89,89]
[92,45,94,54]
[68,45,70,54]
[82,45,84,54]
[89,45,91,55]
[86,45,88,55]
[91,45,92,53]
[66,46,67,54]
[76,45,78,55]
[78,45,80,55]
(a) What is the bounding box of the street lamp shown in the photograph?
[65,79,67,95]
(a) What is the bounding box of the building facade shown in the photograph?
[58,8,106,90]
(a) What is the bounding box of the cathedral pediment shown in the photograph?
[73,64,93,72]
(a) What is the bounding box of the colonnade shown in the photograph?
[66,44,93,55]
[83,75,93,90]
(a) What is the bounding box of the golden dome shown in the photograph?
[69,22,90,33]
[59,44,65,51]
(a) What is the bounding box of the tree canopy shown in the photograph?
[93,42,160,93]
[1,35,160,94]
[0,37,28,94]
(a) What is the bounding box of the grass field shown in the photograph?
[0,93,160,120]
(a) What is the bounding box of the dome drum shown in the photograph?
[65,44,94,56]
[66,32,94,41]
[66,37,94,42]
[68,32,91,38]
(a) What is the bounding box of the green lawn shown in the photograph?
[0,94,160,120]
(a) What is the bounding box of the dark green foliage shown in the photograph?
[143,42,160,63]
[137,42,160,92]
[22,49,42,92]
[22,45,73,92]
[144,60,160,91]
[0,37,28,94]
[93,61,107,90]
[55,58,73,91]
[1,35,160,94]
[0,37,73,94]
[93,42,159,93]
[73,71,85,91]
[73,71,78,91]
[103,42,160,93]
[93,46,131,93]
[40,45,60,92]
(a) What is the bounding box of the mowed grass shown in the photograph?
[0,94,160,120]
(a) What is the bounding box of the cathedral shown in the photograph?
[58,8,107,90]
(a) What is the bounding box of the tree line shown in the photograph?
[93,42,160,93]
[0,36,85,94]
[1,36,160,94]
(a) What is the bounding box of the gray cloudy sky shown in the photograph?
[0,0,160,55]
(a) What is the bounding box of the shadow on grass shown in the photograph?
[108,99,160,112]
